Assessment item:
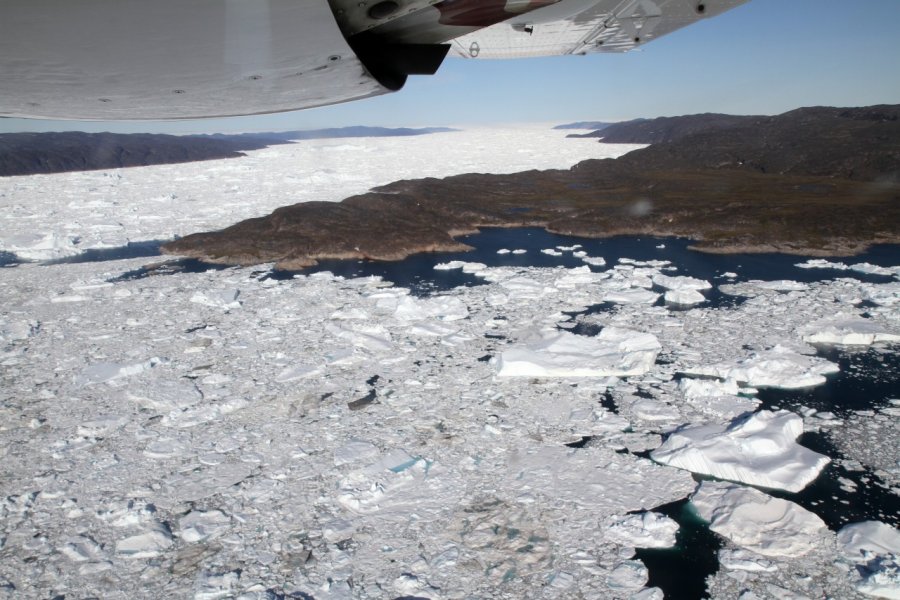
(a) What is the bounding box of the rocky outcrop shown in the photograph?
[162,105,900,268]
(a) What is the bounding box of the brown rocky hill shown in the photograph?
[163,105,900,268]
[568,113,754,144]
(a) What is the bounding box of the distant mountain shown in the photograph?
[553,121,619,131]
[164,103,900,267]
[0,126,459,176]
[203,126,459,143]
[572,114,756,144]
[0,132,273,177]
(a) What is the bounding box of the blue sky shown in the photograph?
[3,0,899,134]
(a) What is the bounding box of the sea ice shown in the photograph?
[496,327,661,377]
[838,519,900,597]
[664,288,706,306]
[795,259,850,270]
[690,481,829,557]
[651,273,712,291]
[801,313,900,345]
[190,288,242,309]
[606,559,649,591]
[393,295,469,321]
[115,528,174,558]
[603,512,679,549]
[502,445,696,514]
[76,357,161,386]
[602,289,661,304]
[682,345,839,389]
[862,281,900,306]
[178,510,232,543]
[651,410,830,492]
[838,521,900,562]
[851,262,898,277]
[717,548,778,572]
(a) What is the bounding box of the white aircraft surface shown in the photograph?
[1,0,747,120]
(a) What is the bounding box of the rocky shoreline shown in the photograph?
[162,105,900,267]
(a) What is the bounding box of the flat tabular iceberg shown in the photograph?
[651,410,830,492]
[496,327,661,377]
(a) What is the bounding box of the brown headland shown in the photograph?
[162,105,900,268]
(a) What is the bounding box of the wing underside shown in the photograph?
[0,0,749,120]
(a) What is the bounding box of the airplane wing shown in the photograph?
[0,0,748,120]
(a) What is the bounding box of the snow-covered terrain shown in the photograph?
[1,127,898,599]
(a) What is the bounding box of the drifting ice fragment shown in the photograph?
[795,259,850,270]
[604,512,679,549]
[190,288,241,309]
[496,327,661,377]
[651,274,712,291]
[801,314,900,346]
[838,520,900,598]
[115,528,173,558]
[838,521,900,561]
[861,281,900,306]
[606,559,649,591]
[682,345,839,389]
[393,295,468,321]
[690,481,829,557]
[601,289,660,304]
[851,262,898,277]
[179,510,231,543]
[0,319,38,343]
[718,548,778,572]
[77,357,161,386]
[678,378,760,418]
[664,289,706,306]
[651,410,830,492]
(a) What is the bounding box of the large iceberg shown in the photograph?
[496,327,661,377]
[650,410,830,492]
[690,481,829,557]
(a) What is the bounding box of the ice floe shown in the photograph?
[682,345,840,389]
[838,521,900,599]
[690,481,830,557]
[603,512,680,549]
[651,410,830,492]
[496,327,661,377]
[801,313,900,345]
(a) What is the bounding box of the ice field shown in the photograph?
[0,127,898,599]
